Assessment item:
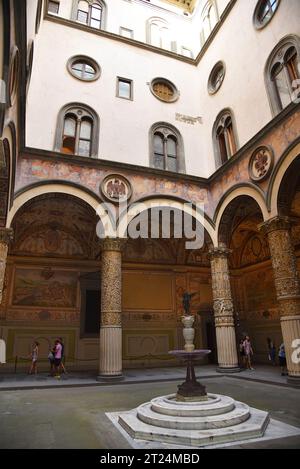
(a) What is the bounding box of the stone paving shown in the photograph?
[0,365,299,449]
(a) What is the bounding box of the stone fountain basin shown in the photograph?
[151,394,235,417]
[169,349,211,359]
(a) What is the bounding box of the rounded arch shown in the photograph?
[215,185,269,245]
[54,102,100,158]
[268,139,300,217]
[212,107,239,168]
[117,196,217,246]
[6,183,114,237]
[149,121,185,174]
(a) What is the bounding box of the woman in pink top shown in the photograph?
[54,339,62,378]
[243,336,254,370]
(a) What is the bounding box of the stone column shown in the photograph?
[260,217,300,384]
[209,247,240,372]
[97,238,123,381]
[0,228,13,304]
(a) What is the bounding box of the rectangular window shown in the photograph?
[48,1,60,14]
[117,77,133,100]
[120,27,134,39]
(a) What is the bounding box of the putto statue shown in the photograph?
[182,291,196,316]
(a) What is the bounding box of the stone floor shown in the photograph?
[0,366,299,449]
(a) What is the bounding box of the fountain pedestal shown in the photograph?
[168,350,211,401]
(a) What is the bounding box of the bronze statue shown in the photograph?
[182,291,196,315]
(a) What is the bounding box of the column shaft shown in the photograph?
[209,247,239,372]
[260,217,300,381]
[98,238,123,380]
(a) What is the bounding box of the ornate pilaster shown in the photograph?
[209,247,239,372]
[260,217,300,381]
[98,238,124,381]
[0,228,13,304]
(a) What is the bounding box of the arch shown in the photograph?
[71,0,107,30]
[146,17,172,50]
[200,0,219,46]
[149,121,185,173]
[117,196,217,246]
[264,34,300,116]
[212,108,239,168]
[268,138,300,216]
[215,185,269,245]
[6,183,114,237]
[54,102,99,158]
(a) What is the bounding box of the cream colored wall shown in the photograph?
[26,0,300,177]
[26,20,209,175]
[197,0,300,174]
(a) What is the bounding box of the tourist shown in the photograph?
[278,343,287,376]
[243,336,254,370]
[239,339,246,368]
[53,339,62,378]
[28,341,39,375]
[58,337,67,374]
[267,338,276,366]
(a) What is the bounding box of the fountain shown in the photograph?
[117,293,270,447]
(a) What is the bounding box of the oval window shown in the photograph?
[208,61,225,95]
[150,78,179,103]
[67,55,101,82]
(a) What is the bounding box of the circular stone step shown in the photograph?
[137,400,250,430]
[151,394,235,417]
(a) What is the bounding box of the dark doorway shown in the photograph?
[206,321,217,363]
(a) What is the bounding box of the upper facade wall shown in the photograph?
[25,0,300,178]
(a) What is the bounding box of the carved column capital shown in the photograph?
[100,237,125,252]
[0,228,14,245]
[208,246,232,260]
[258,216,291,236]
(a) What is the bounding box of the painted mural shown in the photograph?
[12,268,77,308]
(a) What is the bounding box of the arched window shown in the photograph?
[150,123,185,173]
[200,1,219,46]
[72,0,106,30]
[54,103,99,158]
[147,18,172,50]
[213,110,238,167]
[265,35,300,116]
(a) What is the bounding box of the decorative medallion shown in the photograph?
[100,174,132,203]
[249,146,274,182]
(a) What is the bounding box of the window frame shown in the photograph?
[150,77,179,103]
[67,55,101,82]
[213,109,239,168]
[208,61,226,95]
[48,0,60,15]
[149,122,185,174]
[253,0,280,30]
[116,77,133,101]
[54,102,100,158]
[72,0,106,30]
[265,35,300,116]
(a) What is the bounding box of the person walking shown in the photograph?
[267,338,276,366]
[243,336,254,370]
[278,343,287,376]
[28,341,39,375]
[53,339,62,378]
[48,343,56,376]
[239,339,246,368]
[58,337,67,375]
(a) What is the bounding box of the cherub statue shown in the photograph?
[182,291,196,316]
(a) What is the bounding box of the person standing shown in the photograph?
[267,338,276,366]
[53,339,62,378]
[278,343,287,376]
[239,338,246,368]
[243,336,254,370]
[58,337,67,375]
[28,341,39,375]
